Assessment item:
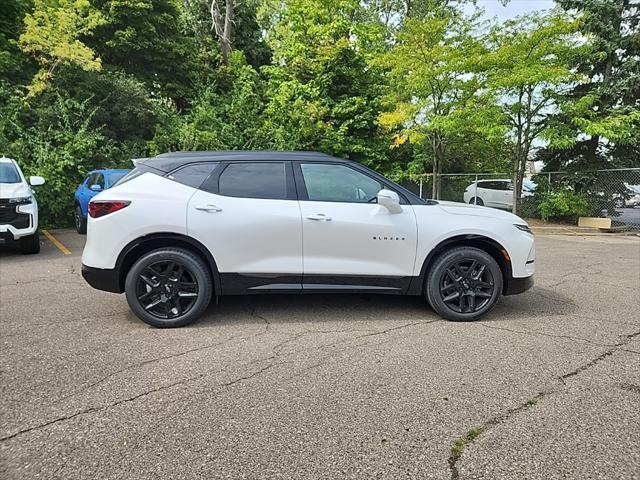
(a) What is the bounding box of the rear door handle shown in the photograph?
[306,213,331,221]
[195,204,223,212]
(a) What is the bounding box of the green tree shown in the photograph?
[259,0,388,165]
[377,7,503,198]
[539,0,640,170]
[487,14,583,213]
[0,0,34,85]
[88,0,202,105]
[149,52,266,152]
[18,0,105,95]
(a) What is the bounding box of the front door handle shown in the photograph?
[195,204,223,213]
[306,213,331,221]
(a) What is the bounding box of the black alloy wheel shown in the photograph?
[125,248,212,328]
[135,260,199,319]
[425,246,503,321]
[439,258,495,313]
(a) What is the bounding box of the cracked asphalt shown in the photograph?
[1,230,639,480]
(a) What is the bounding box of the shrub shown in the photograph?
[538,189,590,222]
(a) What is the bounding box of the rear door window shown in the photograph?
[218,162,288,200]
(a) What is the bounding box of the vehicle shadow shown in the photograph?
[193,293,435,329]
[185,287,568,330]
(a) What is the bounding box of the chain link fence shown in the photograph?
[403,168,640,231]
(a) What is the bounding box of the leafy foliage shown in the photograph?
[539,189,591,222]
[19,0,106,95]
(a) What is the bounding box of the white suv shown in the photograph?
[463,179,535,210]
[82,151,535,328]
[0,156,45,254]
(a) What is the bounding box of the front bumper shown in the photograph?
[0,220,37,241]
[82,264,122,293]
[0,201,37,240]
[505,274,534,295]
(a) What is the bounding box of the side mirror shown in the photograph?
[377,189,402,214]
[29,176,45,186]
[90,184,103,192]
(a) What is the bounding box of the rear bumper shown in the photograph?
[82,264,122,293]
[505,274,534,295]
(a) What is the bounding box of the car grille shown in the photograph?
[0,202,30,229]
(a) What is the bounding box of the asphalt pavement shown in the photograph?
[1,230,639,480]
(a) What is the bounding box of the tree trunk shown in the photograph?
[431,157,438,199]
[511,147,521,215]
[211,0,235,64]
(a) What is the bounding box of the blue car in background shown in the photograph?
[74,168,129,233]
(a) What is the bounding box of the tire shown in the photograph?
[469,197,484,206]
[124,248,213,328]
[425,247,502,322]
[75,205,87,234]
[20,231,41,254]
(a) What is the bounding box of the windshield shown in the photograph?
[0,163,21,184]
[108,171,128,185]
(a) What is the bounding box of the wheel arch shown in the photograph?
[410,234,512,295]
[115,233,221,295]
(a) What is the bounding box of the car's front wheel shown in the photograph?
[425,247,502,321]
[469,197,484,206]
[124,248,213,328]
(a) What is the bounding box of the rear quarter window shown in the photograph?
[167,163,218,189]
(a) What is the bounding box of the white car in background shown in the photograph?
[614,184,640,208]
[0,156,45,254]
[463,179,536,210]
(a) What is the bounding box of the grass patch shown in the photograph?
[526,398,538,406]
[449,426,484,464]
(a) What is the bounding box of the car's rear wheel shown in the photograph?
[124,248,212,328]
[75,205,87,234]
[425,247,502,321]
[20,231,40,254]
[469,197,484,206]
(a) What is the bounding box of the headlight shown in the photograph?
[514,224,532,234]
[9,196,32,205]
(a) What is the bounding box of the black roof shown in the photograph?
[138,150,347,172]
[135,150,428,205]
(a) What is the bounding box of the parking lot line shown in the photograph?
[42,229,71,255]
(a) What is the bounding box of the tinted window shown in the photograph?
[168,163,217,189]
[107,171,128,186]
[94,173,105,189]
[480,181,508,191]
[86,173,97,186]
[301,163,382,203]
[112,168,143,186]
[219,162,287,200]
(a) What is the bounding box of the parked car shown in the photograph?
[0,156,45,254]
[613,184,640,208]
[74,168,129,233]
[463,179,536,210]
[81,151,535,328]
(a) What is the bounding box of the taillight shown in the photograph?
[88,201,130,218]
